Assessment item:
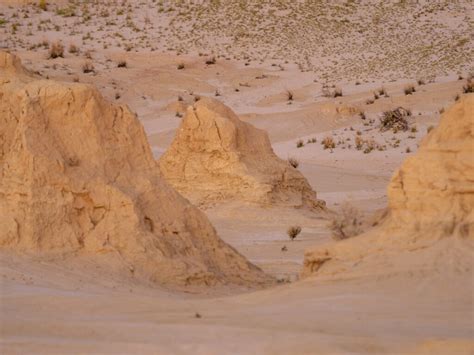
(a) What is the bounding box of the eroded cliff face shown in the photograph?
[387,94,473,238]
[0,51,271,287]
[159,97,325,209]
[303,95,474,278]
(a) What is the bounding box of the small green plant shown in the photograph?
[287,226,301,241]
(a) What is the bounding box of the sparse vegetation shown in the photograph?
[117,60,127,68]
[286,90,294,101]
[329,202,364,241]
[288,157,299,168]
[177,62,185,70]
[322,136,335,150]
[82,61,94,74]
[205,56,216,65]
[463,78,473,93]
[68,43,78,54]
[296,139,304,148]
[379,107,411,132]
[287,226,301,241]
[48,42,64,59]
[404,84,416,95]
[38,0,47,11]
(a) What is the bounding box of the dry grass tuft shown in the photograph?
[49,42,64,59]
[287,226,302,241]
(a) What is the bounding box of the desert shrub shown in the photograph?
[56,6,75,17]
[38,0,47,11]
[359,112,366,120]
[463,78,473,93]
[379,107,411,132]
[322,87,342,98]
[117,60,127,68]
[454,94,460,101]
[286,90,293,101]
[288,157,299,168]
[321,136,335,150]
[366,98,374,105]
[205,56,216,65]
[355,136,363,150]
[177,62,185,70]
[68,43,78,54]
[373,92,379,100]
[287,226,301,241]
[404,84,416,95]
[417,78,426,85]
[329,202,364,241]
[296,139,304,148]
[48,41,64,59]
[82,61,94,73]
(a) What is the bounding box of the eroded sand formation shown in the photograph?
[0,51,270,287]
[303,95,474,277]
[159,97,325,209]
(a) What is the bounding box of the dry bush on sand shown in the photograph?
[288,157,299,168]
[287,226,302,241]
[379,107,411,132]
[322,136,336,150]
[82,61,94,73]
[404,84,416,95]
[49,42,64,59]
[329,202,364,241]
[463,78,473,93]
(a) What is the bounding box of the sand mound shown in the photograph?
[303,95,474,277]
[159,98,325,209]
[0,51,270,287]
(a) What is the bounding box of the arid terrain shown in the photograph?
[0,1,473,354]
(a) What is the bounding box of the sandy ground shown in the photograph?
[1,1,474,354]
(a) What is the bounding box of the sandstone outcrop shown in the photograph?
[0,51,270,287]
[159,98,325,209]
[303,95,474,277]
